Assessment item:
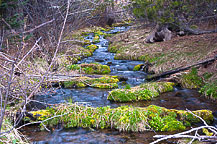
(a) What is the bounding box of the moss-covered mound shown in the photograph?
[93,35,100,44]
[90,83,118,89]
[86,44,98,53]
[28,104,213,132]
[108,82,175,102]
[67,63,111,74]
[133,64,144,71]
[63,76,119,89]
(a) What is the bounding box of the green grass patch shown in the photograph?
[200,81,217,100]
[107,82,175,102]
[67,63,111,74]
[180,68,204,89]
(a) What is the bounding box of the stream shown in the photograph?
[22,27,217,144]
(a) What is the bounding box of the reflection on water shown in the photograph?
[23,126,158,144]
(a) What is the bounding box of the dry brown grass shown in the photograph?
[109,27,217,74]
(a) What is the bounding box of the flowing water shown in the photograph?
[22,27,217,144]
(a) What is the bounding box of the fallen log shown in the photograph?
[147,55,217,81]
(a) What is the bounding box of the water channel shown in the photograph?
[22,27,217,144]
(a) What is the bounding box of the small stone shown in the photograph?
[95,59,104,62]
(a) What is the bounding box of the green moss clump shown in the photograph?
[92,35,100,44]
[29,104,213,132]
[63,80,86,88]
[86,76,119,84]
[62,76,119,89]
[108,46,119,53]
[93,29,113,38]
[100,27,112,32]
[86,44,98,53]
[133,64,144,71]
[91,83,118,89]
[30,110,50,121]
[180,68,204,89]
[67,63,111,74]
[108,82,175,102]
[146,105,186,131]
[88,76,119,89]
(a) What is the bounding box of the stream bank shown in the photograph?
[22,25,217,144]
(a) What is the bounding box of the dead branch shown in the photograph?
[151,126,217,144]
[16,37,42,67]
[147,55,217,80]
[23,19,55,34]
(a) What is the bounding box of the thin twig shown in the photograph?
[23,19,55,34]
[16,37,42,67]
[16,112,70,130]
[152,126,217,144]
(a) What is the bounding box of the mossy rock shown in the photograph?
[108,82,175,102]
[133,64,144,71]
[63,81,87,88]
[67,63,111,74]
[63,76,119,89]
[91,83,118,89]
[93,35,100,44]
[86,44,98,53]
[29,104,213,132]
[86,76,119,84]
